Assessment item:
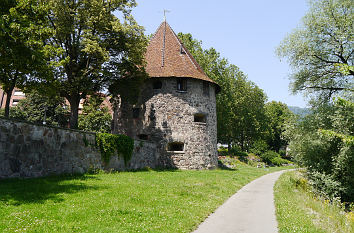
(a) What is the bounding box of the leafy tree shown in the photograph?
[277,0,353,103]
[286,98,353,201]
[0,0,50,118]
[178,33,267,151]
[42,0,147,129]
[264,101,295,152]
[10,90,69,127]
[78,94,112,133]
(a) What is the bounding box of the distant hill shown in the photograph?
[288,106,311,118]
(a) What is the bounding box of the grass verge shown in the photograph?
[274,170,354,233]
[0,165,288,233]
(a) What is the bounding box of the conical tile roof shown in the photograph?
[145,21,218,85]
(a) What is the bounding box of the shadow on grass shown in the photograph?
[0,174,103,206]
[217,160,237,171]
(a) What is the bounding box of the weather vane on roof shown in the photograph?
[163,9,170,21]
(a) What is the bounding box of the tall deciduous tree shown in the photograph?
[44,0,147,129]
[178,33,267,151]
[277,0,353,102]
[0,0,50,118]
[264,101,294,152]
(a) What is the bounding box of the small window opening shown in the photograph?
[168,142,184,151]
[132,108,140,119]
[203,82,209,96]
[180,44,186,54]
[12,99,20,106]
[194,113,206,123]
[138,134,149,140]
[162,121,168,128]
[153,80,162,89]
[177,78,187,92]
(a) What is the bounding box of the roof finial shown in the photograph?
[163,9,170,22]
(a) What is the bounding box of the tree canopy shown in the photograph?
[0,0,50,117]
[178,33,267,150]
[42,0,147,129]
[277,0,353,102]
[9,90,69,127]
[264,101,294,152]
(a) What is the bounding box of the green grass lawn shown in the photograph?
[274,170,354,233]
[0,165,288,233]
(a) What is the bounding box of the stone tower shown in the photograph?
[113,21,220,169]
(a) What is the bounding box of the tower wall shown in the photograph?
[114,77,218,169]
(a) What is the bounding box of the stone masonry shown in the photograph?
[0,118,157,179]
[112,21,219,170]
[114,77,218,169]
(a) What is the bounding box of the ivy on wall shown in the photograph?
[96,133,134,165]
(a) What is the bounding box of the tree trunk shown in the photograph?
[68,95,80,129]
[240,132,245,151]
[4,88,14,118]
[227,139,231,153]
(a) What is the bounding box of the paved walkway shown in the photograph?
[193,170,287,233]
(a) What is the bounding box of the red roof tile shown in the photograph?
[145,21,218,85]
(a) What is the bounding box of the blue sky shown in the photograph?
[131,0,309,107]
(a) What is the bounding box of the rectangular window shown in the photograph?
[12,99,20,106]
[177,78,187,92]
[167,142,184,152]
[194,113,206,123]
[203,82,209,96]
[138,134,149,140]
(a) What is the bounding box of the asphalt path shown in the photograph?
[193,170,288,233]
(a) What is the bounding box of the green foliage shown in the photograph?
[217,146,248,157]
[260,151,279,165]
[287,98,354,202]
[178,33,267,150]
[78,95,112,133]
[95,133,134,165]
[35,0,148,129]
[274,171,354,233]
[9,90,69,127]
[249,139,269,156]
[270,156,291,166]
[0,0,51,117]
[277,0,353,102]
[264,101,295,152]
[217,147,228,156]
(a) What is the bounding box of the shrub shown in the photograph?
[279,149,286,158]
[250,140,269,156]
[270,156,290,166]
[235,151,248,157]
[96,133,134,165]
[260,151,279,165]
[307,171,344,201]
[286,98,354,202]
[217,147,228,156]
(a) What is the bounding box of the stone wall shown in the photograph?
[113,77,218,169]
[0,118,157,179]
